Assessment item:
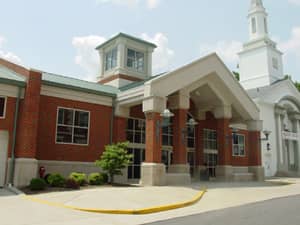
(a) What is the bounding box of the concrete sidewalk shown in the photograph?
[1,178,300,225]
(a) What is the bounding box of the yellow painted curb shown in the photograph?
[21,188,207,215]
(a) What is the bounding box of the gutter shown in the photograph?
[9,87,21,185]
[110,97,116,144]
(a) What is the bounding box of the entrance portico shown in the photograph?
[116,53,264,186]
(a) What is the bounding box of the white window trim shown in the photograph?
[0,96,7,119]
[126,117,146,145]
[232,133,246,157]
[126,47,145,73]
[203,129,218,151]
[104,47,118,72]
[55,107,90,146]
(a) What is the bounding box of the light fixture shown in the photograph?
[261,130,271,141]
[160,109,174,118]
[182,117,198,145]
[156,109,174,140]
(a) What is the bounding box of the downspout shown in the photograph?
[9,86,21,186]
[110,96,116,144]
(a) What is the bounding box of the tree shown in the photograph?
[284,74,300,92]
[95,142,132,184]
[232,71,240,81]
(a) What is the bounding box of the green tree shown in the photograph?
[95,142,132,184]
[284,74,300,92]
[232,71,240,81]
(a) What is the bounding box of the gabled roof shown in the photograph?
[0,65,26,87]
[95,32,157,50]
[42,72,119,97]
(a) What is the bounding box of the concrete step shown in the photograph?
[166,173,191,185]
[232,173,254,182]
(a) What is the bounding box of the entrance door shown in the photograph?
[0,131,8,187]
[162,149,173,171]
[127,148,145,180]
[204,153,218,178]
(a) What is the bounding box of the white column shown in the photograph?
[147,49,153,77]
[117,41,126,69]
[277,114,284,165]
[98,49,104,78]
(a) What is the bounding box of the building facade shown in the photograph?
[0,32,265,187]
[239,0,300,177]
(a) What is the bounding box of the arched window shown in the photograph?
[251,17,257,34]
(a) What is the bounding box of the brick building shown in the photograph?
[0,33,264,187]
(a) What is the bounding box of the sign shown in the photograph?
[282,131,300,141]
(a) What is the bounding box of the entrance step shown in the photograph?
[232,172,254,182]
[166,173,191,185]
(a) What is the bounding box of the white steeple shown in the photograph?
[248,0,268,40]
[238,0,284,90]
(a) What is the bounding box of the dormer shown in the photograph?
[96,33,157,88]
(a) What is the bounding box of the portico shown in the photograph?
[115,53,264,186]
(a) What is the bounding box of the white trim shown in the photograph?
[126,47,145,73]
[41,85,113,106]
[55,107,90,146]
[0,96,7,119]
[232,133,246,157]
[0,83,25,98]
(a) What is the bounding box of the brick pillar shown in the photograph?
[113,116,127,143]
[217,118,231,165]
[172,109,187,164]
[145,112,162,163]
[248,131,262,166]
[16,70,42,158]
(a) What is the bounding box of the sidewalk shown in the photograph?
[1,178,300,225]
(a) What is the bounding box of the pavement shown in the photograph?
[0,178,300,225]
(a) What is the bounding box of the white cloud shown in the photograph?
[72,35,106,81]
[96,0,160,9]
[200,40,243,67]
[288,0,300,6]
[141,33,174,73]
[279,27,300,57]
[0,35,23,65]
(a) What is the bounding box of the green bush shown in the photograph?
[69,172,87,186]
[100,172,109,184]
[47,173,65,187]
[65,178,80,190]
[88,173,105,185]
[29,178,47,191]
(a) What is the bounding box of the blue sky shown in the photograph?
[0,0,299,81]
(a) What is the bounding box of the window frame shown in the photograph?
[126,117,146,145]
[0,96,7,119]
[126,48,145,73]
[55,107,90,146]
[232,133,246,157]
[203,129,218,152]
[251,17,257,34]
[104,47,118,72]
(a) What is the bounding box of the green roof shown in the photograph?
[119,72,166,91]
[0,65,26,87]
[42,72,119,97]
[95,33,157,50]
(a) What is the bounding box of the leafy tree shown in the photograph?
[95,142,132,184]
[284,74,300,92]
[232,71,240,81]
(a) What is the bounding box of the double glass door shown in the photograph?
[127,148,145,179]
[204,153,218,177]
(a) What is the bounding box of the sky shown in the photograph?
[0,0,299,81]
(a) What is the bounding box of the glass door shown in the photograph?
[127,148,145,179]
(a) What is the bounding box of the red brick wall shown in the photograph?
[0,97,17,157]
[15,71,42,158]
[36,95,113,162]
[130,104,145,119]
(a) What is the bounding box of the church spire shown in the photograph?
[248,0,268,41]
[250,0,264,9]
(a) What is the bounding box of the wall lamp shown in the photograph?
[260,130,271,141]
[181,118,198,144]
[156,109,174,140]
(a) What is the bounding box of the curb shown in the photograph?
[21,188,207,215]
[4,186,24,195]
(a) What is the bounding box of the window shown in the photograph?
[0,97,6,118]
[105,47,118,71]
[204,129,217,150]
[251,17,256,34]
[127,49,144,72]
[162,118,173,146]
[56,108,90,145]
[187,115,196,148]
[272,57,279,70]
[232,134,245,156]
[126,118,146,144]
[264,18,268,33]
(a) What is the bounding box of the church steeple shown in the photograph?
[238,0,284,90]
[248,0,268,41]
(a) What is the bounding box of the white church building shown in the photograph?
[239,0,300,177]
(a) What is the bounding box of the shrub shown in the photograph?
[47,173,65,187]
[88,173,104,185]
[65,178,80,190]
[100,172,109,184]
[69,172,87,186]
[29,178,47,191]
